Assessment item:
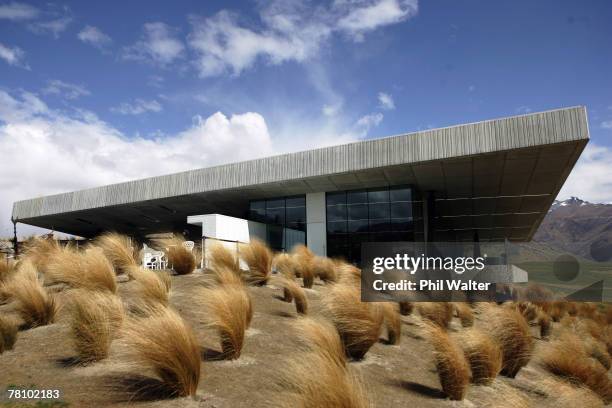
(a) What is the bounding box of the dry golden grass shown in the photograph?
[417,302,453,328]
[291,245,315,287]
[537,310,552,338]
[240,239,273,286]
[399,301,413,316]
[379,302,401,345]
[197,284,252,359]
[480,304,533,378]
[127,266,171,308]
[0,257,16,283]
[336,262,361,286]
[208,242,239,274]
[2,261,58,328]
[453,302,474,327]
[273,252,296,278]
[45,246,117,293]
[311,256,337,283]
[422,322,470,400]
[539,333,612,403]
[323,284,383,360]
[537,377,606,408]
[0,314,18,353]
[22,237,62,273]
[69,290,124,362]
[483,381,531,408]
[457,327,502,385]
[279,277,308,315]
[157,237,197,275]
[94,232,137,275]
[293,317,346,367]
[119,306,201,397]
[276,351,370,408]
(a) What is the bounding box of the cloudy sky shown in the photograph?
[1,0,611,237]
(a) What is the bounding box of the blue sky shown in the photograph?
[1,0,612,235]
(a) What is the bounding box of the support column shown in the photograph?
[306,192,326,256]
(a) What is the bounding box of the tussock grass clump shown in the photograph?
[311,256,337,283]
[46,246,117,293]
[119,307,201,397]
[417,302,453,328]
[457,327,502,385]
[453,302,474,327]
[127,266,171,308]
[276,352,370,408]
[539,334,612,403]
[323,284,383,360]
[70,291,124,362]
[198,284,252,359]
[379,303,401,345]
[480,304,533,378]
[94,232,137,275]
[537,310,552,338]
[422,322,470,400]
[280,277,308,315]
[241,239,272,286]
[0,314,18,353]
[336,262,361,286]
[293,317,346,367]
[0,257,16,283]
[22,237,62,273]
[399,301,413,316]
[157,237,197,275]
[274,253,296,278]
[291,245,315,287]
[537,378,605,408]
[208,243,239,274]
[3,261,58,328]
[210,264,244,286]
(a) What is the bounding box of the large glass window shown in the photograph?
[248,196,306,251]
[326,186,417,264]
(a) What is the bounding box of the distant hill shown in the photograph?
[534,197,612,262]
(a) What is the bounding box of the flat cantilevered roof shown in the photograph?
[12,106,589,240]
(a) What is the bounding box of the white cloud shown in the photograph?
[28,16,72,38]
[78,25,112,48]
[0,42,28,69]
[111,99,163,115]
[188,0,418,77]
[601,120,612,129]
[123,22,185,66]
[336,0,418,41]
[355,112,383,136]
[0,2,39,20]
[43,80,90,100]
[377,92,395,110]
[558,144,612,204]
[322,103,342,117]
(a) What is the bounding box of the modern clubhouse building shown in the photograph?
[12,107,589,264]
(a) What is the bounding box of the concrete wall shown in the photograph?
[306,192,326,256]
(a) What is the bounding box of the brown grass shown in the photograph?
[539,333,612,403]
[453,302,474,327]
[0,314,18,353]
[422,322,470,400]
[69,290,124,362]
[379,303,401,345]
[537,310,552,338]
[399,301,413,316]
[336,262,361,286]
[311,256,337,283]
[157,237,197,275]
[127,266,171,308]
[240,239,272,286]
[291,245,315,287]
[480,304,533,378]
[279,277,308,315]
[3,261,58,328]
[417,302,453,328]
[22,237,62,273]
[293,317,346,367]
[273,253,296,278]
[94,232,137,275]
[322,284,383,360]
[208,243,239,273]
[119,306,201,397]
[0,257,16,283]
[45,246,117,293]
[537,378,605,408]
[457,327,502,385]
[198,284,252,359]
[276,351,369,408]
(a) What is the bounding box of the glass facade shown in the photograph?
[248,196,306,251]
[326,186,422,264]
